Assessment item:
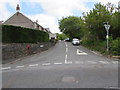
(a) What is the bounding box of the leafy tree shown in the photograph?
[84,3,112,40]
[106,2,115,15]
[110,11,120,39]
[57,33,67,40]
[59,16,83,40]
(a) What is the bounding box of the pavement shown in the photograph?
[1,41,119,88]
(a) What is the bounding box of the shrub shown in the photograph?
[81,39,106,54]
[2,25,49,43]
[81,37,120,56]
[110,38,120,55]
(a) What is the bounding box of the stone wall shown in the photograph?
[2,42,56,64]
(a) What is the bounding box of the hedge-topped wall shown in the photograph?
[2,25,49,43]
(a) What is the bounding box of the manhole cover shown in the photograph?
[62,76,76,83]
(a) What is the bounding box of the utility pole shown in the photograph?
[104,22,110,54]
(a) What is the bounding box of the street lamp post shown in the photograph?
[104,22,110,54]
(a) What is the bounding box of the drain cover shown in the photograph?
[62,76,76,83]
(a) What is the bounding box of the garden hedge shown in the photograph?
[2,25,49,43]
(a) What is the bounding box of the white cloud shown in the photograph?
[1,0,119,33]
[0,3,10,21]
[0,0,20,21]
[27,0,91,33]
[28,14,59,33]
[28,0,90,18]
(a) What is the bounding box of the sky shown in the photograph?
[0,0,119,33]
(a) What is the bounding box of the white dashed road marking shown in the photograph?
[54,62,62,65]
[29,64,39,67]
[75,61,84,64]
[99,61,109,64]
[42,63,51,66]
[65,43,68,47]
[16,65,24,68]
[65,42,68,47]
[65,61,72,64]
[65,54,68,63]
[2,60,118,71]
[87,61,97,64]
[1,67,11,70]
[66,48,68,52]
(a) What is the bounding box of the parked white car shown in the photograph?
[72,38,80,45]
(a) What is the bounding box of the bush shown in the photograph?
[110,38,120,55]
[81,39,106,54]
[81,37,120,56]
[2,25,49,43]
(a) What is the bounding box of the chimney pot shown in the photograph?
[16,4,20,12]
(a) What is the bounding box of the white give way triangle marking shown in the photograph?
[77,49,88,55]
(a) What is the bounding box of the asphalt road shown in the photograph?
[2,41,119,88]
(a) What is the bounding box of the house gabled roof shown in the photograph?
[4,12,34,24]
[34,21,44,30]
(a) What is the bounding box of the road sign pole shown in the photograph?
[104,22,110,54]
[106,31,109,53]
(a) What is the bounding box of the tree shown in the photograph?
[59,16,83,40]
[84,3,112,40]
[57,33,67,40]
[110,11,120,39]
[106,2,115,15]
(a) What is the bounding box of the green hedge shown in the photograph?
[2,25,49,43]
[110,38,120,55]
[81,38,120,56]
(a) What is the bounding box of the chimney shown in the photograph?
[16,4,20,12]
[36,20,38,23]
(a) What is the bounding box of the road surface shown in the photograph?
[2,41,119,88]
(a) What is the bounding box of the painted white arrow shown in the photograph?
[77,49,88,55]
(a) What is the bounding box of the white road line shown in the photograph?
[65,61,72,64]
[66,44,68,47]
[65,42,67,46]
[87,61,97,64]
[112,61,118,64]
[75,61,84,64]
[54,62,62,65]
[29,64,39,67]
[16,65,24,68]
[99,61,109,64]
[42,63,51,66]
[65,54,68,63]
[66,48,68,52]
[1,67,11,70]
[77,49,88,55]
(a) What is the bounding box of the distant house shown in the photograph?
[49,33,57,40]
[45,28,56,40]
[3,4,44,31]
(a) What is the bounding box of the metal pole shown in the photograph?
[106,22,109,54]
[107,30,109,53]
[104,22,110,54]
